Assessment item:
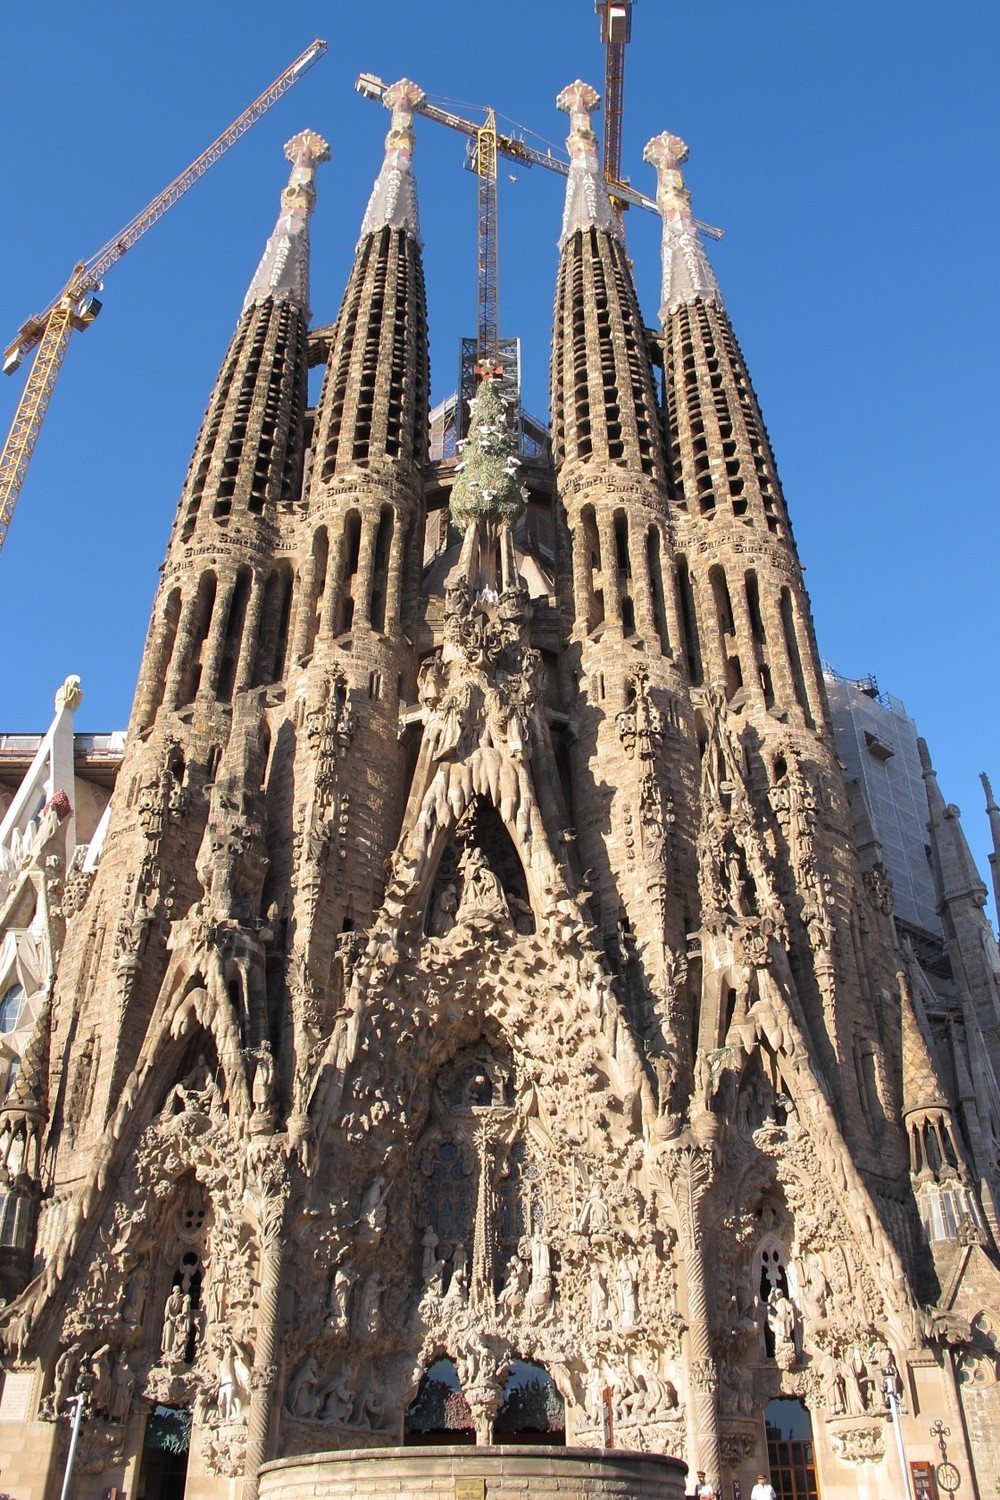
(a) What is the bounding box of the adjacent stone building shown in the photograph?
[0,77,998,1500]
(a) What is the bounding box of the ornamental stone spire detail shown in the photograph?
[358,78,425,245]
[556,80,623,248]
[243,129,329,315]
[643,131,721,318]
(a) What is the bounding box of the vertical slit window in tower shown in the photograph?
[217,567,252,703]
[710,565,742,698]
[322,240,372,478]
[580,506,603,629]
[621,596,636,636]
[677,556,702,685]
[646,527,671,654]
[780,587,814,728]
[250,309,285,512]
[337,509,362,633]
[385,237,407,460]
[614,511,630,576]
[571,244,591,460]
[142,587,182,727]
[280,311,307,502]
[745,571,766,645]
[179,573,217,704]
[370,506,394,633]
[254,566,293,685]
[353,229,389,461]
[304,527,329,656]
[744,571,774,707]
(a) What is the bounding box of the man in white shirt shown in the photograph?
[751,1474,777,1500]
[695,1473,717,1500]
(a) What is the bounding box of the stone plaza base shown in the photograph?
[259,1445,688,1500]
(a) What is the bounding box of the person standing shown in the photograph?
[695,1472,717,1500]
[751,1473,777,1500]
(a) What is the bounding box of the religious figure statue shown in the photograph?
[614,1252,639,1330]
[767,1288,796,1350]
[287,1356,322,1420]
[819,1351,846,1416]
[161,1285,192,1364]
[576,1178,610,1235]
[456,846,510,928]
[327,1261,355,1332]
[108,1355,136,1424]
[121,1260,150,1327]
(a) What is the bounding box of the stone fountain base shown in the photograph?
[259,1444,687,1500]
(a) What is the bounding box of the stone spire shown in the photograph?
[244,129,330,316]
[556,81,623,247]
[920,741,991,912]
[312,78,429,481]
[643,132,722,319]
[358,79,424,244]
[981,772,1000,926]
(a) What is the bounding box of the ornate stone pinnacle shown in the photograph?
[556,81,601,164]
[643,132,692,218]
[555,80,620,246]
[383,78,426,120]
[281,129,330,214]
[380,79,424,165]
[285,129,331,169]
[643,130,721,317]
[357,79,423,243]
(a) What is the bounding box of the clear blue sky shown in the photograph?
[1,1,997,906]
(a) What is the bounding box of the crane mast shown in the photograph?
[0,38,327,557]
[596,0,633,203]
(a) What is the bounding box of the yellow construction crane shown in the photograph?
[0,38,328,558]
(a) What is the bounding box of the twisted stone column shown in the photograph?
[242,1161,289,1500]
[666,1142,721,1482]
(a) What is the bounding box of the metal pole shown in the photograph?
[882,1361,915,1500]
[59,1391,87,1500]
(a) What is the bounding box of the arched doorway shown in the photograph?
[495,1361,565,1445]
[765,1398,819,1500]
[405,1358,475,1445]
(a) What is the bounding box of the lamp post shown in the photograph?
[881,1356,915,1500]
[58,1386,89,1500]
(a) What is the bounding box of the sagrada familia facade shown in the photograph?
[0,73,998,1500]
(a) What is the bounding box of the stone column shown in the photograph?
[598,514,622,625]
[354,516,379,629]
[235,571,267,692]
[199,576,236,700]
[163,587,206,710]
[666,1142,721,1482]
[242,1163,289,1500]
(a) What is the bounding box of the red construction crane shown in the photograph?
[0,38,328,558]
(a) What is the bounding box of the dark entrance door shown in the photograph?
[135,1405,191,1500]
[765,1398,819,1500]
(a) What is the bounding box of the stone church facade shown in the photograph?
[0,76,998,1500]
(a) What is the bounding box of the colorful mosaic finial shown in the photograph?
[358,78,425,244]
[643,131,721,319]
[243,130,329,314]
[556,80,622,248]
